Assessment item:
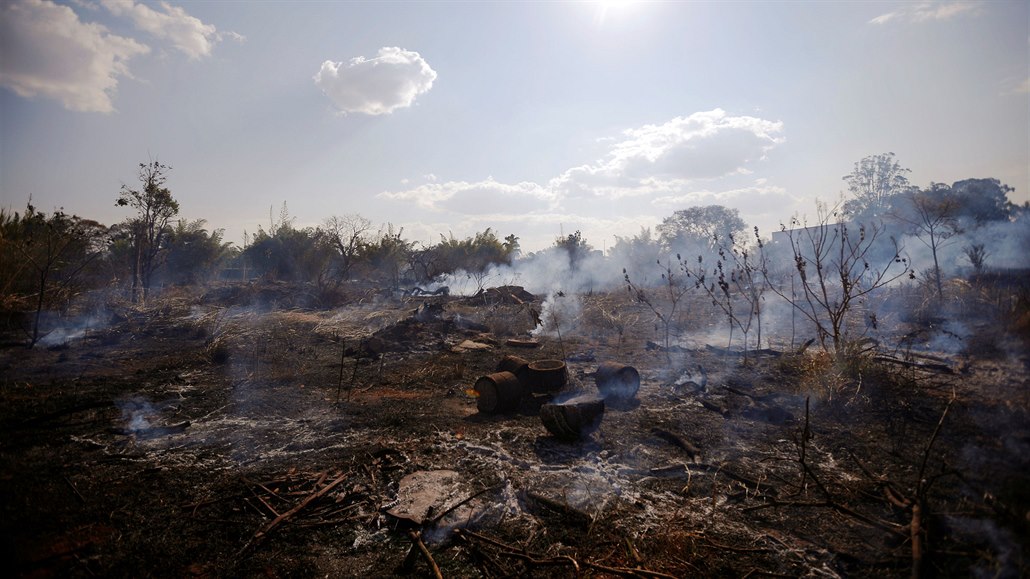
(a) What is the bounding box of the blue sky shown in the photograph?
[1,0,1027,251]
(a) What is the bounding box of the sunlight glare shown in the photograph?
[594,0,638,28]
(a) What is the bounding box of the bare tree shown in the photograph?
[116,161,179,302]
[688,227,770,357]
[624,256,694,360]
[890,185,960,303]
[770,202,911,354]
[321,214,372,281]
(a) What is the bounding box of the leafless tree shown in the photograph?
[770,201,911,354]
[890,185,961,303]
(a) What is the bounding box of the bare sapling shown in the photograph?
[687,228,770,360]
[624,256,693,361]
[769,201,912,356]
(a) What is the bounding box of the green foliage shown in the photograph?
[0,203,108,346]
[355,224,412,285]
[243,221,330,282]
[842,152,912,220]
[610,227,662,274]
[116,161,180,302]
[657,205,747,255]
[162,220,233,285]
[553,230,593,270]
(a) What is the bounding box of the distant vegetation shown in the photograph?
[1,154,1027,351]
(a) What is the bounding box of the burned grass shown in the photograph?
[0,283,1027,577]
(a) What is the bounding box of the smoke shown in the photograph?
[531,291,583,338]
[899,217,1030,278]
[117,395,157,433]
[38,312,109,347]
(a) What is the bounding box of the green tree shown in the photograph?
[116,161,180,302]
[657,205,747,255]
[0,203,107,347]
[947,178,1015,225]
[553,230,593,270]
[842,152,912,219]
[355,224,412,286]
[163,219,233,285]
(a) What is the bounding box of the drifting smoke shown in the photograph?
[531,291,583,338]
[118,395,156,433]
[37,313,109,347]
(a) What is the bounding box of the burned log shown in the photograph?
[594,362,640,402]
[474,372,524,414]
[540,395,604,440]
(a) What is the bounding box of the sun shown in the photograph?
[594,0,639,27]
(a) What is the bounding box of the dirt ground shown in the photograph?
[1,282,1027,578]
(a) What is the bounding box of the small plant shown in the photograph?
[624,255,693,360]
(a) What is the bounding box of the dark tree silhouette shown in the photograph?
[116,161,179,302]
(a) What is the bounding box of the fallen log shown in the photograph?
[874,355,953,374]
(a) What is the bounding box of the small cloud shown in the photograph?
[379,178,555,215]
[870,1,980,25]
[314,47,437,115]
[0,0,149,112]
[100,0,237,59]
[423,173,438,182]
[1001,77,1030,96]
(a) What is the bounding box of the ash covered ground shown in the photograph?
[1,280,1028,578]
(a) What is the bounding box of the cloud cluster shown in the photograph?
[100,0,240,60]
[314,47,437,115]
[379,109,788,249]
[869,1,980,25]
[0,0,149,112]
[551,109,784,201]
[381,178,554,214]
[0,0,238,112]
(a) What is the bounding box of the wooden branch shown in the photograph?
[407,531,443,579]
[238,471,349,555]
[455,528,677,579]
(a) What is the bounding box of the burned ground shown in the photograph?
[1,282,1027,578]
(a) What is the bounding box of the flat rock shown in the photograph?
[385,470,465,526]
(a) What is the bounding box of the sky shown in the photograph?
[1,0,1027,252]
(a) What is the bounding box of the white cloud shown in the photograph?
[379,110,791,250]
[870,1,980,25]
[0,0,149,112]
[314,47,437,115]
[1001,77,1030,96]
[380,178,556,215]
[653,184,799,219]
[551,109,784,200]
[100,0,240,60]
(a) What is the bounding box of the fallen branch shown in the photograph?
[407,531,443,579]
[455,528,678,579]
[238,470,349,555]
[874,355,953,374]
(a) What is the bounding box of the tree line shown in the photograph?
[1,154,1025,349]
